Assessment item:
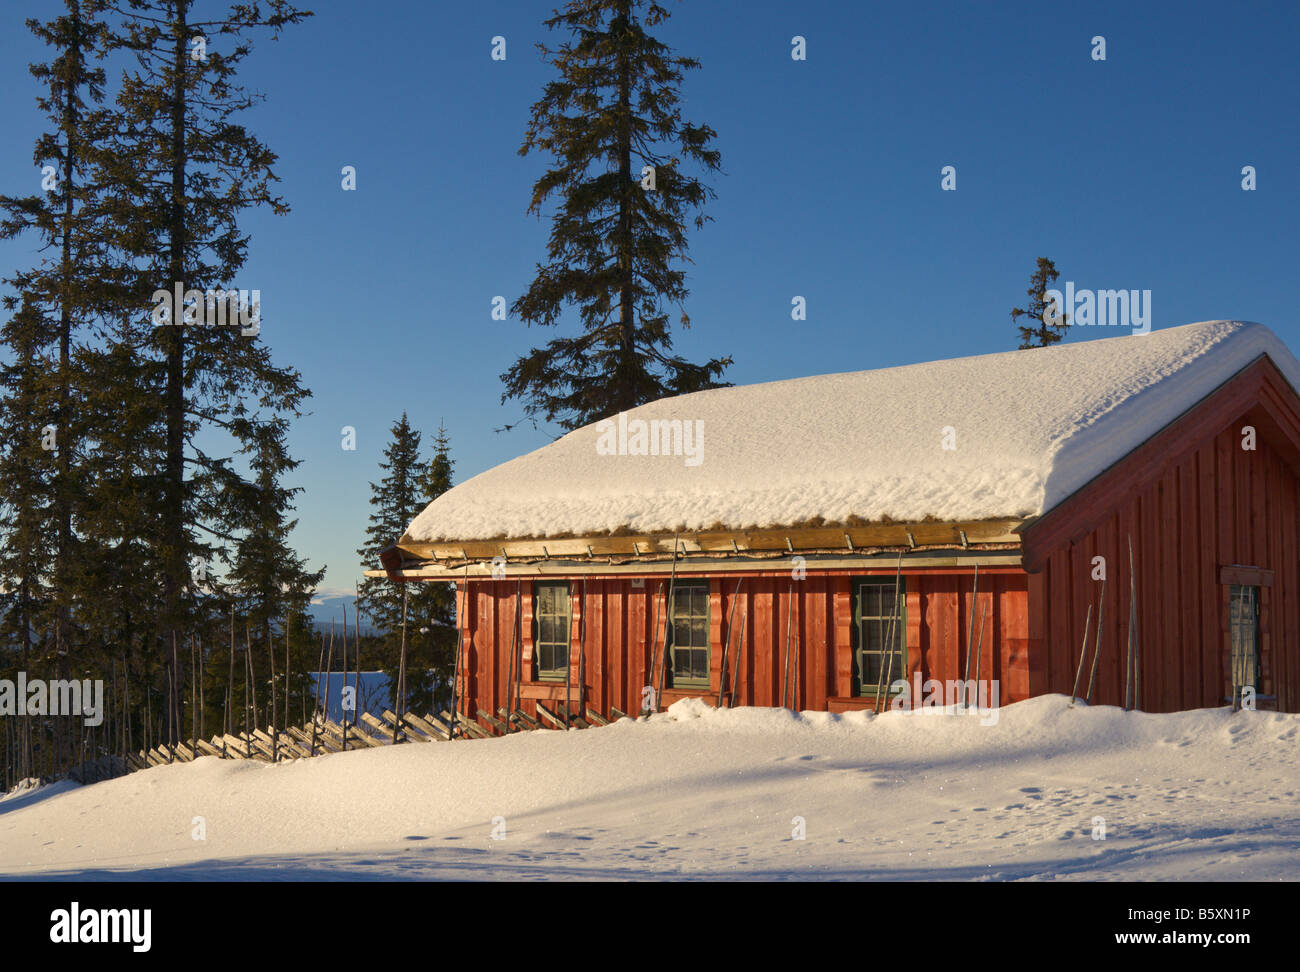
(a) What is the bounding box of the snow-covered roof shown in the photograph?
[405,321,1300,543]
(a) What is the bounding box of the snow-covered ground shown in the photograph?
[1,695,1296,880]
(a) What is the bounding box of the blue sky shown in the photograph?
[1,0,1296,600]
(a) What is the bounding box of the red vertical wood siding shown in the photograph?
[1028,424,1300,712]
[450,566,1030,727]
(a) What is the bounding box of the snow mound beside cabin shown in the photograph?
[1,696,1297,881]
[406,321,1300,541]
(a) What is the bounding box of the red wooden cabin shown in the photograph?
[374,321,1300,724]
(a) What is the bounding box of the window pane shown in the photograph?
[857,580,905,696]
[535,583,570,677]
[1228,584,1259,694]
[674,648,693,679]
[690,618,707,647]
[668,583,709,683]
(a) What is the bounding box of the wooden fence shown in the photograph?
[65,701,623,786]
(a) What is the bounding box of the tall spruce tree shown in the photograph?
[0,0,114,778]
[0,300,56,781]
[357,416,457,713]
[503,0,730,431]
[416,425,457,711]
[0,1,320,780]
[73,317,169,758]
[94,0,312,739]
[1012,257,1071,349]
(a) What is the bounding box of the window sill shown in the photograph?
[519,682,573,701]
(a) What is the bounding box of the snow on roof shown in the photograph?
[405,321,1300,543]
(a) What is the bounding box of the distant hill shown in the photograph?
[307,594,379,637]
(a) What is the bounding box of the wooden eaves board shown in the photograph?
[371,519,1027,580]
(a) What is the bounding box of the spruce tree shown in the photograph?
[503,0,731,431]
[357,416,457,713]
[226,421,326,727]
[0,300,56,780]
[0,1,319,776]
[1012,257,1071,349]
[94,0,312,738]
[414,425,457,712]
[0,0,114,777]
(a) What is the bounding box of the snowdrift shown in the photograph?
[1,695,1296,880]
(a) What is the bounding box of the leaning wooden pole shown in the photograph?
[339,606,348,751]
[574,582,585,717]
[782,582,793,709]
[973,596,987,703]
[190,638,198,752]
[241,632,250,749]
[563,582,574,729]
[512,581,524,723]
[283,617,290,743]
[266,620,278,762]
[1069,602,1094,707]
[324,619,335,729]
[505,580,519,731]
[395,587,408,744]
[732,603,748,707]
[874,554,903,712]
[1125,535,1137,711]
[962,565,979,708]
[228,608,236,738]
[656,534,681,712]
[645,581,663,713]
[785,587,795,712]
[878,564,903,715]
[448,565,468,740]
[352,592,362,733]
[1085,578,1106,704]
[198,638,205,742]
[165,665,174,763]
[123,651,132,758]
[172,632,180,753]
[718,578,744,707]
[310,633,324,756]
[111,657,119,760]
[246,625,259,741]
[1131,537,1141,710]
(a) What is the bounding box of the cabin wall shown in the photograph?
[1028,425,1300,713]
[452,567,1030,726]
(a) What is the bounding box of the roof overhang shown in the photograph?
[373,519,1026,582]
[1020,353,1300,572]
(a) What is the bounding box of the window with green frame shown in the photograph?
[853,578,906,697]
[1228,583,1259,705]
[533,581,570,682]
[667,581,710,689]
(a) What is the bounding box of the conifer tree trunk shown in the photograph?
[54,2,81,689]
[161,0,190,742]
[616,2,635,406]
